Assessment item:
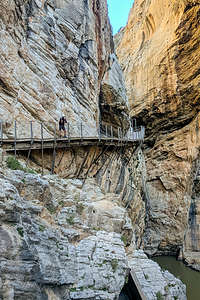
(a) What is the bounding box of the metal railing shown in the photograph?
[0,120,145,144]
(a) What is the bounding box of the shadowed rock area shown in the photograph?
[116,0,200,269]
[0,0,192,298]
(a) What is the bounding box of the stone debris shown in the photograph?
[129,250,186,300]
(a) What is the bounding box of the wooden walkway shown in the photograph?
[0,119,145,176]
[0,121,145,152]
[1,136,143,152]
[0,121,145,175]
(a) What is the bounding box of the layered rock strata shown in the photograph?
[116,0,200,266]
[182,163,200,270]
[0,167,129,299]
[0,0,128,139]
[10,142,146,249]
[128,250,186,300]
[0,162,187,299]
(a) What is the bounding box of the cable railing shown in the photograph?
[0,120,145,144]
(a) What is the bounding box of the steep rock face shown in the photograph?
[183,162,200,270]
[0,162,187,300]
[0,168,130,299]
[6,142,146,250]
[116,0,200,262]
[0,0,128,138]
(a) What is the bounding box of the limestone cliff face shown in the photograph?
[0,165,129,299]
[0,0,128,138]
[0,160,186,299]
[17,143,146,250]
[116,0,200,265]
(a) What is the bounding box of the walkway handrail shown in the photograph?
[0,120,145,143]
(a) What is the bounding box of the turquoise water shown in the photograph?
[153,256,200,300]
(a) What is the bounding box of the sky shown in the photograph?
[107,0,134,35]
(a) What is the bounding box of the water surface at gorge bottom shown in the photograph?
[153,256,200,300]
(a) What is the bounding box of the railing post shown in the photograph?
[41,122,44,176]
[30,121,33,141]
[80,122,83,140]
[0,121,3,145]
[14,120,17,159]
[67,122,70,142]
[123,128,125,141]
[105,125,108,137]
[133,128,135,140]
[51,123,57,174]
[143,126,145,141]
[98,126,101,141]
[111,125,113,142]
[26,121,34,166]
[133,118,137,130]
[117,127,120,145]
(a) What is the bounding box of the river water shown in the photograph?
[153,256,200,300]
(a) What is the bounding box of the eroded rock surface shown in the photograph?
[0,168,130,299]
[0,163,187,299]
[182,163,200,271]
[128,250,186,300]
[0,0,128,138]
[116,0,200,265]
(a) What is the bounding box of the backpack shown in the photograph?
[59,117,65,125]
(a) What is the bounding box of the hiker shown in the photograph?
[59,116,67,137]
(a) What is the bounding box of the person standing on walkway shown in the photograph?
[59,116,67,137]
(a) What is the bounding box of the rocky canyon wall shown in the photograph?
[0,1,148,298]
[0,0,128,139]
[0,0,190,297]
[16,142,146,250]
[116,0,200,266]
[0,155,186,299]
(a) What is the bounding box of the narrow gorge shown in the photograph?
[0,0,199,299]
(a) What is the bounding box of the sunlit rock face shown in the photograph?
[0,168,129,299]
[21,143,146,249]
[116,0,200,260]
[0,0,128,138]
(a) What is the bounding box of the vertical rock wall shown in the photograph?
[0,0,128,138]
[116,0,200,264]
[28,143,146,249]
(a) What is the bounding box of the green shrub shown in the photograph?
[66,216,75,225]
[7,156,23,170]
[156,291,164,300]
[17,227,24,237]
[74,193,80,202]
[164,285,169,292]
[6,156,36,174]
[125,275,129,284]
[59,200,64,207]
[39,225,46,232]
[121,234,127,245]
[92,226,101,231]
[47,206,57,214]
[111,259,118,272]
[24,167,36,174]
